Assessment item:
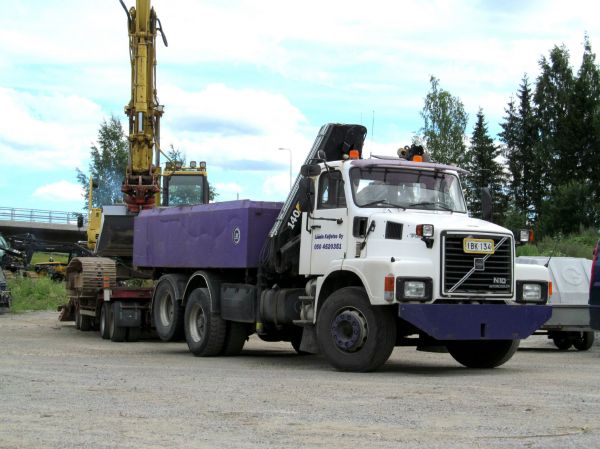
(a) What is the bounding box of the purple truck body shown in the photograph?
[133,200,282,269]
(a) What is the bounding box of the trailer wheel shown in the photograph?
[184,288,226,356]
[316,287,396,372]
[153,281,185,342]
[220,322,248,356]
[446,340,520,368]
[127,327,141,342]
[80,314,92,332]
[75,306,82,330]
[552,333,572,350]
[573,331,594,351]
[109,302,127,342]
[99,303,110,340]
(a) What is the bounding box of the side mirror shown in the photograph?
[91,178,99,189]
[298,177,315,213]
[77,214,84,229]
[481,187,493,222]
[300,164,321,177]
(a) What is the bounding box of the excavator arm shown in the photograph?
[120,0,167,212]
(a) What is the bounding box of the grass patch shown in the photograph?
[30,252,69,265]
[7,276,68,313]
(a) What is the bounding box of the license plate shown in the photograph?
[463,238,495,254]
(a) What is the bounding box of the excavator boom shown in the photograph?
[120,0,166,212]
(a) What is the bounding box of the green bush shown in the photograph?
[518,228,599,259]
[7,276,68,313]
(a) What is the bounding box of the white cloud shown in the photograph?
[262,173,291,201]
[3,0,600,209]
[159,83,312,175]
[32,181,84,202]
[0,88,102,170]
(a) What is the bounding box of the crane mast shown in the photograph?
[120,0,167,212]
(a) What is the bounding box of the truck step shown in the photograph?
[292,319,313,326]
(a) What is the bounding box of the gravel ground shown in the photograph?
[1,311,599,449]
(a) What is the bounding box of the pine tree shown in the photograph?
[464,109,506,221]
[419,76,468,165]
[534,45,575,190]
[571,35,600,219]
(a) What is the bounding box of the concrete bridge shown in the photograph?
[0,207,87,243]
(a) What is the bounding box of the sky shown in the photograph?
[1,0,599,213]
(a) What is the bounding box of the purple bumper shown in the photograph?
[133,200,282,269]
[399,304,552,340]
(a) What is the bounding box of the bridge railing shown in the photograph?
[0,207,87,226]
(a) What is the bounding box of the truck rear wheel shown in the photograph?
[573,331,594,351]
[446,340,520,368]
[99,303,110,340]
[109,302,127,342]
[316,287,396,372]
[184,288,226,356]
[153,281,184,342]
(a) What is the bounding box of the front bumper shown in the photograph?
[399,304,551,340]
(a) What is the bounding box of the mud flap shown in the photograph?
[399,304,552,340]
[113,302,141,328]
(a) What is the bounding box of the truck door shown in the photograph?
[308,170,348,274]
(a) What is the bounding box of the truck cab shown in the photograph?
[299,156,549,307]
[290,149,551,370]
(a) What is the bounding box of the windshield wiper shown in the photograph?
[360,200,406,210]
[409,201,453,212]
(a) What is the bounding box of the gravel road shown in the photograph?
[1,311,599,449]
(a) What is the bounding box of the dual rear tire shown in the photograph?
[184,288,248,357]
[99,301,136,342]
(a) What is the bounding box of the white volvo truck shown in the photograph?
[69,124,552,372]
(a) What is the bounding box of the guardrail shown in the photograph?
[0,207,86,226]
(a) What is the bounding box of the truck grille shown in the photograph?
[442,232,513,297]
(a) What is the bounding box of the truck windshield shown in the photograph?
[350,167,467,213]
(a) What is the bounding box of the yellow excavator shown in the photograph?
[62,0,209,325]
[85,0,209,256]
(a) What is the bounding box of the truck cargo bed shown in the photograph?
[133,200,282,269]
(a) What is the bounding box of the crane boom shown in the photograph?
[120,0,167,212]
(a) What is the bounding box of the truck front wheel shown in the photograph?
[316,287,396,372]
[446,340,520,368]
[184,288,226,356]
[153,281,184,342]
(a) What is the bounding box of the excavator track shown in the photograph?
[59,257,116,322]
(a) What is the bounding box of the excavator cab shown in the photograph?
[161,161,209,206]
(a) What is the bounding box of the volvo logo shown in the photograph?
[474,258,485,271]
[232,227,241,245]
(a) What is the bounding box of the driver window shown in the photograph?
[318,171,346,209]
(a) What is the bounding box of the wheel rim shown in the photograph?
[188,303,206,343]
[330,307,368,353]
[159,293,174,327]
